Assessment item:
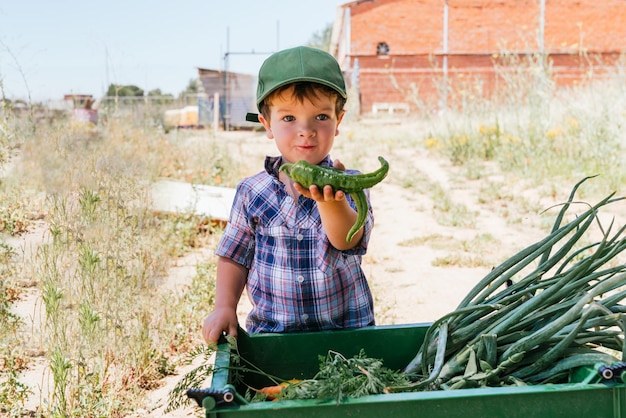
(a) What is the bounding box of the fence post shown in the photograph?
[213,92,220,135]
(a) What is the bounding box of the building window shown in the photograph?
[376,42,390,55]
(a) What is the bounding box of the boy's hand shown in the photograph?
[292,158,363,249]
[202,307,239,344]
[296,183,346,202]
[294,159,347,202]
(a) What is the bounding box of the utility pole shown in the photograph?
[538,0,546,73]
[223,27,230,131]
[222,24,277,131]
[442,0,449,112]
[538,0,545,53]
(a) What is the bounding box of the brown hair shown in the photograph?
[259,82,346,122]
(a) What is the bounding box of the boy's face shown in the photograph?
[258,85,345,165]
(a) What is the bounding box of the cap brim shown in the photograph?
[246,113,260,123]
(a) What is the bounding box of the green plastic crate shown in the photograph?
[188,323,626,418]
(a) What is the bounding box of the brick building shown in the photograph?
[330,0,626,114]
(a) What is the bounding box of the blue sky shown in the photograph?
[0,1,346,102]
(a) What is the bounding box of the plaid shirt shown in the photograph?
[216,155,375,334]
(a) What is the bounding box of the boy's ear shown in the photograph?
[335,110,346,136]
[258,114,274,139]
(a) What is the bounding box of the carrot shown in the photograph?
[257,379,302,401]
[257,385,284,401]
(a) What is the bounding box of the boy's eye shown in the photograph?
[316,114,330,121]
[282,115,295,122]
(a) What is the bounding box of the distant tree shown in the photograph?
[307,22,333,52]
[146,88,174,105]
[147,88,173,98]
[178,78,200,105]
[106,84,144,97]
[179,79,199,97]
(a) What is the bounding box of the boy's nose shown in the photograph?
[298,121,316,137]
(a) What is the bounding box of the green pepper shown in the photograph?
[280,156,389,242]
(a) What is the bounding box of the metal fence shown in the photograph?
[96,95,203,128]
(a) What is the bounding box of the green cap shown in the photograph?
[245,46,347,123]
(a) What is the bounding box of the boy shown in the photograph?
[202,46,375,344]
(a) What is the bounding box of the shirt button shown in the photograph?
[297,275,305,283]
[302,314,309,321]
[296,233,304,241]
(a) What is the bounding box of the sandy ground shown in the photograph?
[7,124,601,416]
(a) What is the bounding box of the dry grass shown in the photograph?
[0,117,234,415]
